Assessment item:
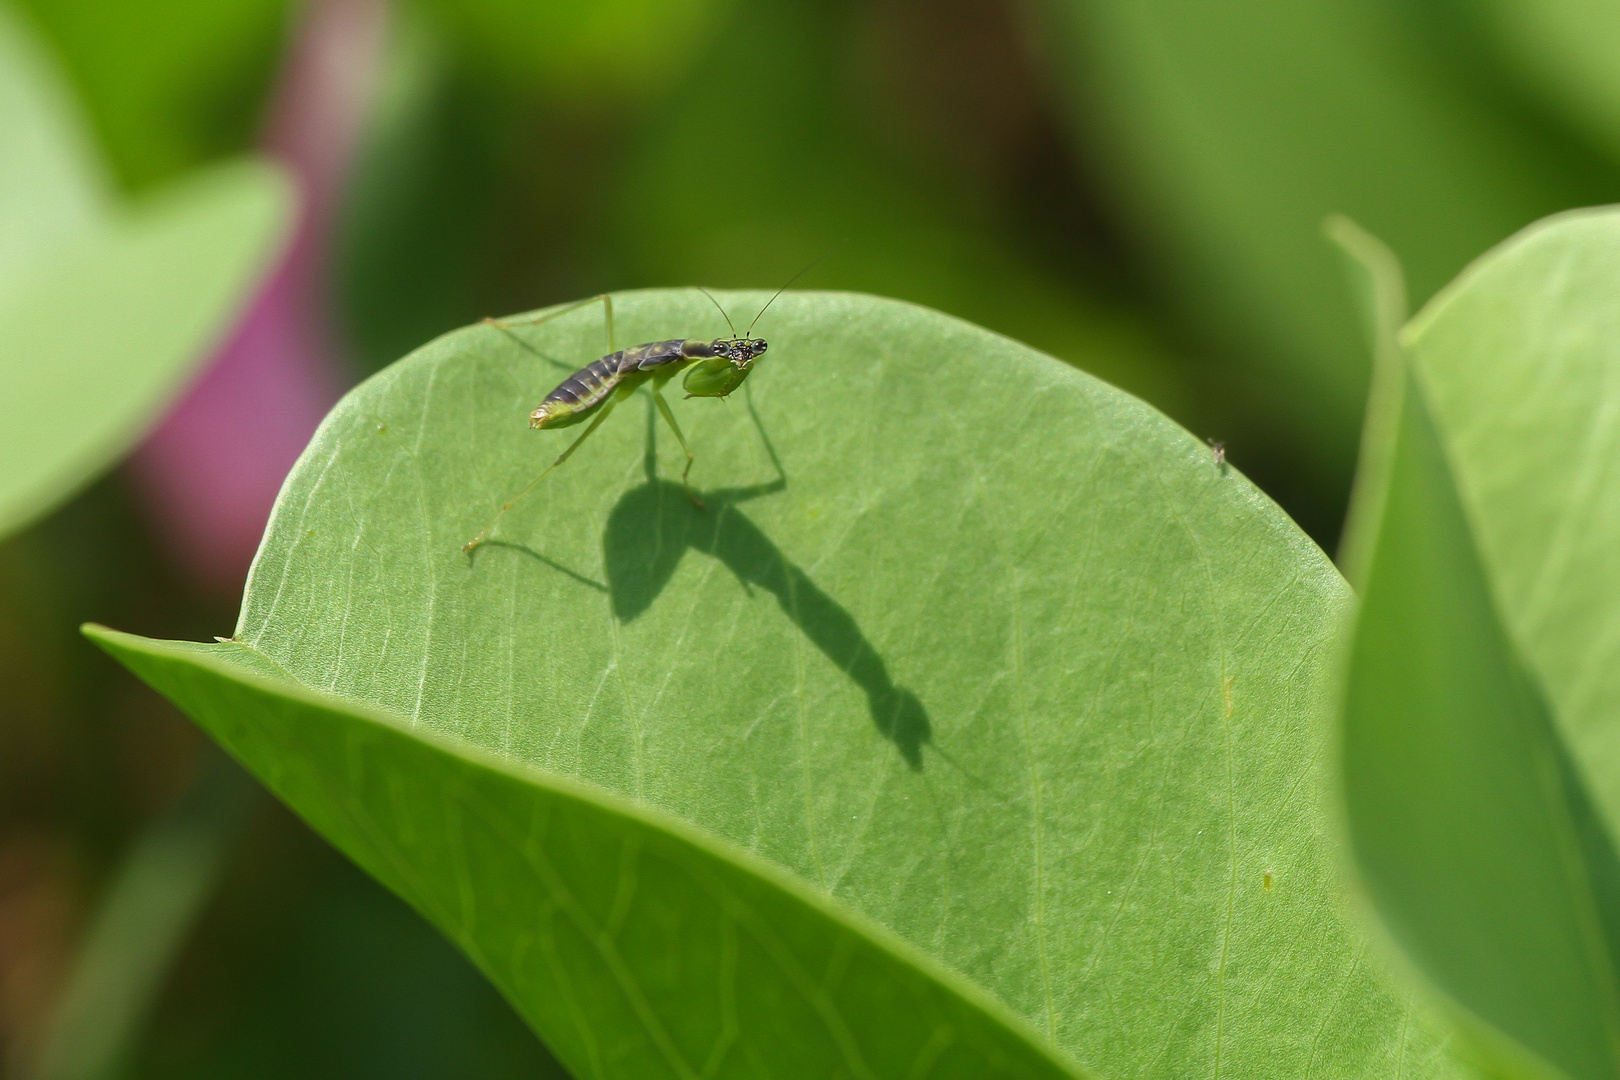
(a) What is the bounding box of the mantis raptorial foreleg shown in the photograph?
[463,397,621,553]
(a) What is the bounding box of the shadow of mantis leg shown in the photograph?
[463,399,620,553]
[743,380,786,486]
[651,382,703,510]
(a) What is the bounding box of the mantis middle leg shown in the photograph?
[463,398,620,553]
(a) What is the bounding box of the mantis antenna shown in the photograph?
[746,248,836,336]
[697,287,739,337]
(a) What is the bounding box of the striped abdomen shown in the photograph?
[530,339,704,429]
[533,355,621,423]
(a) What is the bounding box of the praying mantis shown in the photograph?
[462,285,789,554]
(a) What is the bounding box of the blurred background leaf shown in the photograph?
[409,0,729,98]
[9,0,291,190]
[1465,0,1620,164]
[0,158,291,539]
[1339,358,1620,1080]
[1339,209,1620,1080]
[0,2,105,298]
[0,6,290,540]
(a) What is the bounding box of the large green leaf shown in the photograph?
[0,4,291,539]
[1339,364,1620,1080]
[1337,210,1620,1078]
[1405,208,1620,831]
[88,627,1074,1080]
[95,292,1456,1077]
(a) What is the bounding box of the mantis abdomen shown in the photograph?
[531,339,720,430]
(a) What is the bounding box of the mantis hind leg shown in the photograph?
[650,383,703,510]
[463,399,620,553]
[483,293,615,365]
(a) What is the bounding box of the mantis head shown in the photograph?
[684,340,766,399]
[712,337,768,365]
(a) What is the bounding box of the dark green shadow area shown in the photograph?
[602,477,933,769]
[475,540,608,593]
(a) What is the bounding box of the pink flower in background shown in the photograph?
[129,0,388,598]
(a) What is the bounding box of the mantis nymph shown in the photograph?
[463,284,789,553]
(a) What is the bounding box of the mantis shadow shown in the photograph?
[474,541,608,592]
[602,478,933,770]
[479,384,933,769]
[609,390,930,768]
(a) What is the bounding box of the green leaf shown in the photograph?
[88,627,1079,1080]
[0,2,107,299]
[1338,366,1620,1079]
[0,2,291,540]
[1338,210,1620,1078]
[97,292,1455,1076]
[1405,207,1620,835]
[0,159,291,539]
